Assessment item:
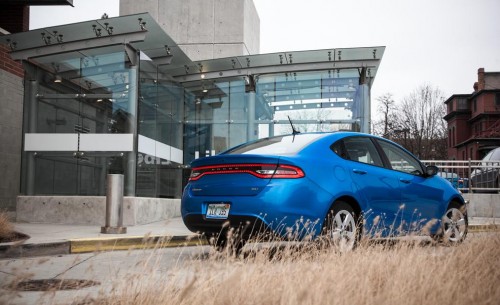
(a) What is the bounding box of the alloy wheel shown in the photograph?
[329,209,357,251]
[442,207,467,243]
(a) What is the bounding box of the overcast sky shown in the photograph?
[30,0,500,112]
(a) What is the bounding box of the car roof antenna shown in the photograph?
[288,116,300,139]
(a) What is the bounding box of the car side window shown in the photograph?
[376,139,423,175]
[334,137,384,167]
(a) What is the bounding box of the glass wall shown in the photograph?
[21,50,367,199]
[256,70,362,134]
[181,69,364,165]
[136,59,185,198]
[21,45,138,196]
[183,77,250,165]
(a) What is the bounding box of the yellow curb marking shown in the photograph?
[468,225,500,233]
[70,235,208,254]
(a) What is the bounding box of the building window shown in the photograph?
[496,93,500,107]
[473,99,477,112]
[448,129,452,147]
[452,127,455,147]
[470,147,474,160]
[457,98,467,110]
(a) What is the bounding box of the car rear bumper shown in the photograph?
[182,214,273,238]
[181,178,334,240]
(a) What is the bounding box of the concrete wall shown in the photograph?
[15,194,499,226]
[120,0,260,61]
[0,68,23,212]
[17,196,181,226]
[463,194,500,218]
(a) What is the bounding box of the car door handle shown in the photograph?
[399,178,411,184]
[352,169,367,175]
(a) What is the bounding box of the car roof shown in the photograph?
[490,147,500,160]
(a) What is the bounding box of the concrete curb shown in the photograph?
[0,241,70,259]
[468,224,500,233]
[0,234,208,259]
[70,235,208,254]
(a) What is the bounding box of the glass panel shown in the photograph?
[342,137,383,167]
[377,140,423,175]
[158,168,183,199]
[21,45,137,196]
[31,152,124,196]
[137,59,185,198]
[183,77,248,162]
[255,70,361,135]
[226,134,327,155]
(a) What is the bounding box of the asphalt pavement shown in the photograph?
[1,216,499,259]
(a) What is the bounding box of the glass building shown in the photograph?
[1,13,385,201]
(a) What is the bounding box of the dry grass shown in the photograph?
[0,211,14,241]
[82,232,500,305]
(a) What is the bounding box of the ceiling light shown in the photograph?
[54,75,62,83]
[201,74,205,79]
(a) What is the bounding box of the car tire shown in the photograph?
[210,232,246,255]
[434,201,468,244]
[322,201,361,252]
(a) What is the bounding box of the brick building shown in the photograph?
[444,68,500,160]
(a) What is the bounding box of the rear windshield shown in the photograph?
[224,134,327,155]
[491,148,500,161]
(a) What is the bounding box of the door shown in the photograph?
[375,139,443,234]
[335,136,402,236]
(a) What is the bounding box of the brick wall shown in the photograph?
[0,44,24,77]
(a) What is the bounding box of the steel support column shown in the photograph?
[25,79,38,195]
[247,91,256,141]
[125,54,139,196]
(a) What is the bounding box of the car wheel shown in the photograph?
[322,201,361,252]
[437,202,468,244]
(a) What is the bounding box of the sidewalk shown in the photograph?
[1,217,499,259]
[0,217,206,259]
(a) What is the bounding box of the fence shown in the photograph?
[421,160,500,193]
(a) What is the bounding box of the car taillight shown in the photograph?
[189,164,305,181]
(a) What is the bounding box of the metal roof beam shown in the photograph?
[172,59,379,83]
[9,31,147,61]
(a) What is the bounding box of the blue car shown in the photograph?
[181,132,468,251]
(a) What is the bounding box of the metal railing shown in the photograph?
[421,160,500,193]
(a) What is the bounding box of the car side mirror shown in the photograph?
[425,165,439,177]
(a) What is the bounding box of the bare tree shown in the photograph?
[278,108,342,133]
[392,84,447,159]
[373,93,397,136]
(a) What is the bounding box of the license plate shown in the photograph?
[206,203,230,219]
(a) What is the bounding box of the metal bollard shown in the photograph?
[101,174,127,234]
